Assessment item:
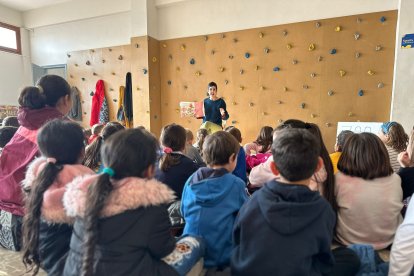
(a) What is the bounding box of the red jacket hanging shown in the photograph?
[90,80,109,126]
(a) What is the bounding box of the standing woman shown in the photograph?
[0,75,72,251]
[202,82,229,132]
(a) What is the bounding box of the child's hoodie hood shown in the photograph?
[64,174,176,218]
[257,180,334,235]
[187,167,233,206]
[22,157,95,224]
[17,106,64,130]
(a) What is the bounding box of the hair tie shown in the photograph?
[46,157,57,164]
[381,121,397,135]
[102,167,115,177]
[36,85,44,94]
[163,147,173,154]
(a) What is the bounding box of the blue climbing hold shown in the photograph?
[330,48,337,54]
[143,68,148,74]
[380,16,386,22]
[273,66,280,72]
[190,58,195,65]
[245,52,250,58]
[358,89,364,96]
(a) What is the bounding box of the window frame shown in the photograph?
[0,21,21,55]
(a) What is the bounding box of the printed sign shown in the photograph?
[402,33,414,48]
[337,122,383,137]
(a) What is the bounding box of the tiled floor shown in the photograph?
[0,247,46,276]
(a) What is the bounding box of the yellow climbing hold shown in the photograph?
[308,43,315,51]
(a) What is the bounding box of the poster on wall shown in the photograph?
[337,122,383,137]
[179,102,204,118]
[0,105,18,119]
[401,33,414,48]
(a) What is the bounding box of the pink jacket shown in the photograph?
[0,107,64,216]
[22,157,94,223]
[249,156,327,193]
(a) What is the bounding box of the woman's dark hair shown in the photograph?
[18,75,71,109]
[208,81,217,90]
[81,128,159,276]
[338,132,393,179]
[18,87,46,109]
[306,123,337,212]
[22,119,85,275]
[159,124,186,171]
[83,123,125,171]
[254,126,273,153]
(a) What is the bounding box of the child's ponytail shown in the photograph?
[18,86,46,109]
[81,172,113,276]
[22,162,63,275]
[83,136,103,170]
[159,124,187,171]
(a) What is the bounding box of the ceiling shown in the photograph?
[0,0,73,11]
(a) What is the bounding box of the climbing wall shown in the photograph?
[66,45,132,128]
[159,10,397,149]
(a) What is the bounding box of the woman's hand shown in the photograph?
[219,108,225,117]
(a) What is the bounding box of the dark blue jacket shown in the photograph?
[232,146,247,183]
[203,98,229,126]
[181,168,248,268]
[155,153,199,199]
[231,180,336,276]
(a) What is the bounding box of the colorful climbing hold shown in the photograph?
[190,58,195,65]
[358,89,364,96]
[380,16,386,22]
[244,52,250,58]
[309,43,315,51]
[330,48,337,54]
[273,66,280,72]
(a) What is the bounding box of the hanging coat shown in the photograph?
[90,80,109,126]
[68,86,82,121]
[117,86,125,124]
[124,72,133,128]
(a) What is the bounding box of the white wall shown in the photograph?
[0,4,32,105]
[391,0,414,131]
[30,12,132,66]
[24,0,131,28]
[157,0,399,39]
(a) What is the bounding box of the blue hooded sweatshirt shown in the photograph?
[181,167,248,268]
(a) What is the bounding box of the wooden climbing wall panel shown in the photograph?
[159,10,397,149]
[66,45,132,128]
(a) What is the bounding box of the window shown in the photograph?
[0,22,21,55]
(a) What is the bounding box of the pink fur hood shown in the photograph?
[22,157,95,224]
[63,174,176,218]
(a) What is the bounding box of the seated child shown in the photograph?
[83,123,125,172]
[397,128,414,210]
[155,124,199,199]
[243,126,273,156]
[330,130,353,174]
[225,126,247,183]
[193,128,209,154]
[378,121,408,172]
[231,128,335,275]
[184,128,205,166]
[181,131,249,269]
[88,123,104,144]
[336,132,403,249]
[63,128,203,276]
[21,119,94,275]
